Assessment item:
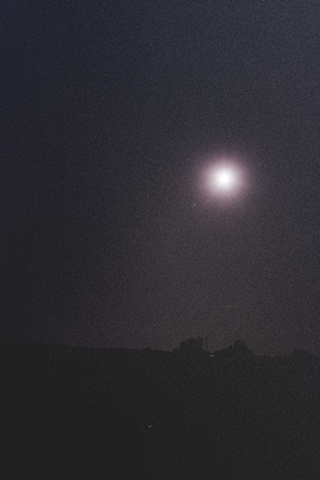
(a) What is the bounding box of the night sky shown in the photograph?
[2,1,320,355]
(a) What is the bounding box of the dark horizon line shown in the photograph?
[1,336,318,359]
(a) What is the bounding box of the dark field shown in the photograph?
[1,339,319,479]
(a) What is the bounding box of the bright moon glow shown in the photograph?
[206,162,243,197]
[199,154,248,202]
[212,167,237,191]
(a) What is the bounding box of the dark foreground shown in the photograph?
[1,339,319,479]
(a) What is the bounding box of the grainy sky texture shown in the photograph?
[2,1,320,354]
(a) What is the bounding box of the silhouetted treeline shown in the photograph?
[0,339,319,479]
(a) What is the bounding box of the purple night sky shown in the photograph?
[2,1,320,355]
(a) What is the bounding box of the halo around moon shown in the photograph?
[210,165,239,192]
[201,156,247,200]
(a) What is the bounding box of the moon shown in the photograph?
[197,153,248,204]
[206,162,243,197]
[210,166,238,192]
